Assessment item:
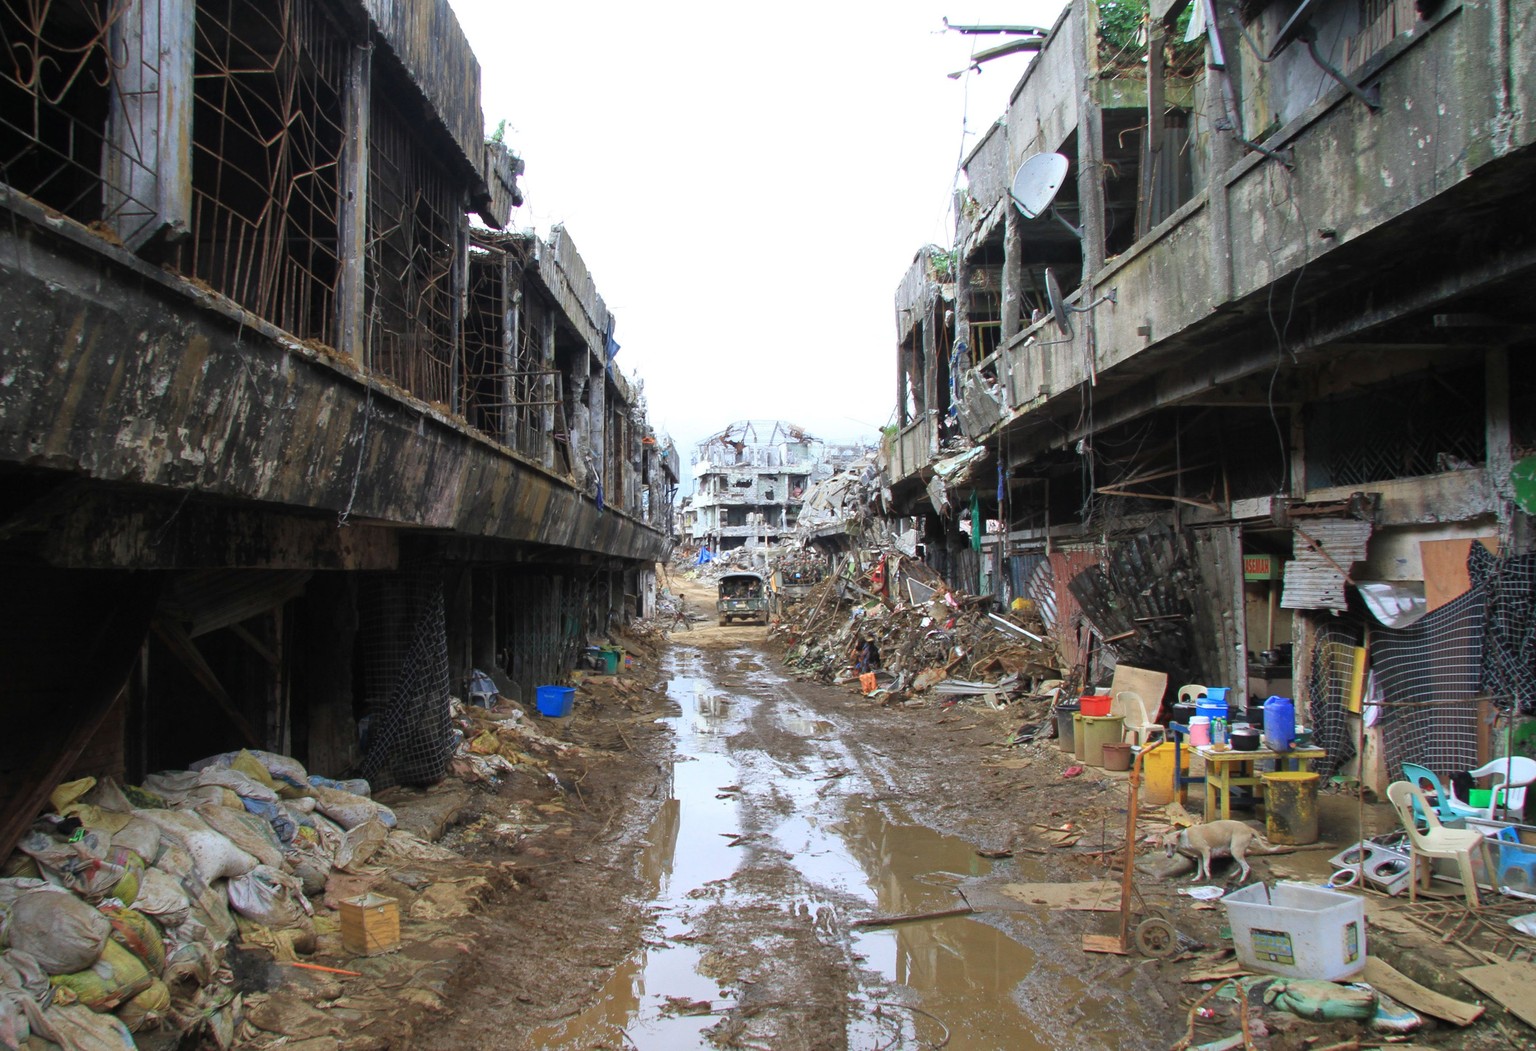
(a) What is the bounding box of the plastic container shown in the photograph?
[1079,714,1125,767]
[1263,696,1296,752]
[1222,881,1366,980]
[1055,703,1079,753]
[1189,715,1211,747]
[1080,694,1113,718]
[1205,687,1231,705]
[1073,712,1086,762]
[1102,742,1132,772]
[592,648,619,675]
[535,685,576,717]
[1140,741,1190,805]
[1263,771,1320,844]
[1196,698,1230,724]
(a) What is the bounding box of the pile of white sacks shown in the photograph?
[0,749,395,1049]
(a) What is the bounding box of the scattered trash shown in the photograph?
[1062,765,1085,778]
[1180,886,1227,901]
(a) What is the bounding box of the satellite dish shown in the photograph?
[1010,152,1070,220]
[1044,267,1073,337]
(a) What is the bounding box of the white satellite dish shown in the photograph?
[1009,152,1070,220]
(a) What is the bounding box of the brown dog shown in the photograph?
[1161,821,1269,882]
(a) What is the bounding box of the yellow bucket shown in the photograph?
[1263,770,1320,845]
[1139,741,1188,805]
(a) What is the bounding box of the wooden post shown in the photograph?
[336,43,372,362]
[541,304,558,470]
[502,269,519,448]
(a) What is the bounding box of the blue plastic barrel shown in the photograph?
[1263,695,1296,752]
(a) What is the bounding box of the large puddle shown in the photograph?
[527,648,1065,1049]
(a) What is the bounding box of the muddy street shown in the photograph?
[429,624,1179,1051]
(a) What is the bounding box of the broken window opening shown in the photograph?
[0,0,159,240]
[188,0,346,346]
[1306,365,1486,488]
[365,82,460,407]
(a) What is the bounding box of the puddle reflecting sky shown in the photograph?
[528,649,1055,1050]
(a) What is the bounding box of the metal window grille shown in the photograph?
[365,86,458,406]
[0,0,160,242]
[1305,367,1485,488]
[187,0,346,345]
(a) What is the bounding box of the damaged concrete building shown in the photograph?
[885,0,1535,792]
[683,421,868,552]
[0,0,676,846]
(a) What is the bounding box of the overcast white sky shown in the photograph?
[445,1,1068,459]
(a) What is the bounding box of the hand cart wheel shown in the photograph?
[1134,917,1179,958]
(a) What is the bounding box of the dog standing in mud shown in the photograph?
[1161,821,1269,882]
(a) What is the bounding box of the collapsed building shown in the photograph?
[0,0,676,852]
[884,0,1535,791]
[682,421,870,552]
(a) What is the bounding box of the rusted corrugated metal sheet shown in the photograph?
[1281,518,1372,612]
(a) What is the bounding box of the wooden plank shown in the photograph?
[1363,957,1483,1026]
[152,620,263,748]
[1421,537,1498,613]
[336,41,372,361]
[1459,961,1536,1029]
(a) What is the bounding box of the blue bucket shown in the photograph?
[536,685,575,717]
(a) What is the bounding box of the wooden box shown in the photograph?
[339,893,399,956]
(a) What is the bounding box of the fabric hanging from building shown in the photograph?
[970,492,982,552]
[1469,543,1536,714]
[358,568,453,788]
[1304,619,1364,778]
[1374,586,1486,783]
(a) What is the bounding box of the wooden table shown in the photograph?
[1193,744,1328,821]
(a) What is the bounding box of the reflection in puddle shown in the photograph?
[529,650,1079,1050]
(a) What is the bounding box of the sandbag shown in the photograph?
[39,1002,135,1051]
[2,950,50,1001]
[162,925,216,994]
[193,750,310,797]
[16,827,131,901]
[334,819,390,873]
[48,779,96,813]
[193,805,286,871]
[226,865,312,930]
[0,953,52,1050]
[132,867,190,929]
[309,785,395,830]
[111,818,162,866]
[115,978,169,1032]
[8,888,109,974]
[134,810,257,883]
[50,940,152,1012]
[79,778,138,817]
[193,768,278,806]
[309,775,372,798]
[151,847,235,944]
[100,907,165,974]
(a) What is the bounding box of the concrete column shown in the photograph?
[336,43,372,362]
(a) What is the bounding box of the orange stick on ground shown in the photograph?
[280,961,363,977]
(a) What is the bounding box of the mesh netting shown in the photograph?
[358,568,452,788]
[1469,543,1536,714]
[1305,619,1363,778]
[1376,586,1486,782]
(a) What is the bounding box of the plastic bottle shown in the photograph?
[1213,718,1227,747]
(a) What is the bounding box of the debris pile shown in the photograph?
[773,547,1060,704]
[0,750,409,1047]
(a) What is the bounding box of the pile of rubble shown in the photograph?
[773,547,1061,705]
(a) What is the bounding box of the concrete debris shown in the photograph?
[772,544,1060,706]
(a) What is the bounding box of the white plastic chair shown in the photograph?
[1462,756,1536,820]
[1177,684,1206,705]
[1387,780,1497,908]
[1116,690,1166,748]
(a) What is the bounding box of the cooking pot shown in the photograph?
[1230,727,1261,751]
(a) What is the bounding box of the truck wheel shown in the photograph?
[719,615,728,626]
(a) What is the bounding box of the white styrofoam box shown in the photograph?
[1222,881,1366,981]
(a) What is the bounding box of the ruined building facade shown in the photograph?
[685,422,866,553]
[886,0,1535,791]
[0,0,675,844]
